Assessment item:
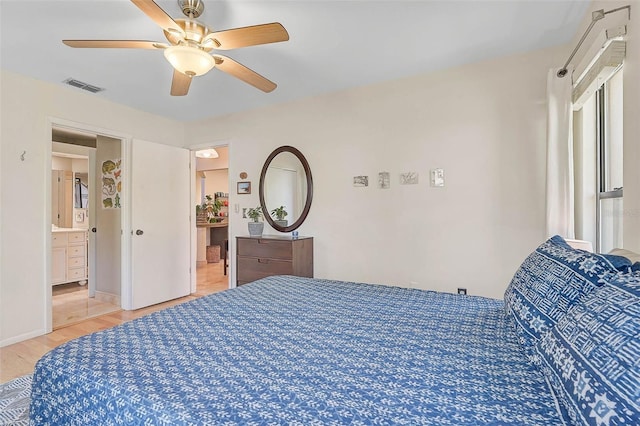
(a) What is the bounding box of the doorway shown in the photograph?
[47,119,211,332]
[50,126,122,329]
[193,145,230,294]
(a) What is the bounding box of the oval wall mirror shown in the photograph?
[259,146,313,233]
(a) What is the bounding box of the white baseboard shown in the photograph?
[0,328,47,348]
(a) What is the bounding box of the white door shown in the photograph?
[94,136,122,300]
[130,139,191,309]
[87,149,96,298]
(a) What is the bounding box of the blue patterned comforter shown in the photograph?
[30,276,563,425]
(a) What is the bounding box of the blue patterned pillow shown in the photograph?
[601,254,633,272]
[534,272,640,425]
[504,235,619,359]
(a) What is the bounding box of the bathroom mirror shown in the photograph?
[259,146,313,233]
[74,173,89,209]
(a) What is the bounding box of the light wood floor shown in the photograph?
[52,283,121,329]
[0,261,229,383]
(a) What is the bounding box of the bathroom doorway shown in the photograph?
[50,127,121,329]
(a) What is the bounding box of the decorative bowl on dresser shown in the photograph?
[236,235,313,286]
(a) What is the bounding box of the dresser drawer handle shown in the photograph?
[257,240,270,244]
[258,258,269,264]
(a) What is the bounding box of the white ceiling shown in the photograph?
[0,0,590,122]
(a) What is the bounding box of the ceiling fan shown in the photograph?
[63,0,289,96]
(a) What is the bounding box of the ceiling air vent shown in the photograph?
[62,78,105,93]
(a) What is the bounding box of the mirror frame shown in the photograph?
[259,146,313,233]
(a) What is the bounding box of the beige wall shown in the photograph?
[195,169,229,204]
[51,155,72,171]
[187,45,567,299]
[204,170,229,199]
[0,70,185,346]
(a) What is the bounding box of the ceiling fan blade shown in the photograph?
[130,0,185,38]
[63,40,168,49]
[213,55,277,93]
[203,23,289,50]
[170,69,192,96]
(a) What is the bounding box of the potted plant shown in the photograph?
[197,195,223,223]
[271,205,288,227]
[247,206,264,236]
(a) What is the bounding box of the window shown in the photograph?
[595,67,623,253]
[574,67,623,253]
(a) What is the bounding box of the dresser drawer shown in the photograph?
[237,238,292,260]
[68,245,86,258]
[237,257,293,283]
[67,267,86,280]
[67,256,85,268]
[236,236,313,286]
[68,232,86,243]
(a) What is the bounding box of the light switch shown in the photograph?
[234,203,240,213]
[431,169,445,187]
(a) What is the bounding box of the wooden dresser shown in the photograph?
[236,235,313,286]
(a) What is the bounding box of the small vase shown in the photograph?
[274,220,288,227]
[248,222,264,237]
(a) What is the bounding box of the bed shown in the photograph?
[30,237,640,425]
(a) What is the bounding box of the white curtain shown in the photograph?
[545,68,575,239]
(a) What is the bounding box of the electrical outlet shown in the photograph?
[457,288,467,295]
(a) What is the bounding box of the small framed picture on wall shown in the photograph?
[237,181,251,194]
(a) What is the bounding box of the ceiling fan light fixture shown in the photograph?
[163,45,215,76]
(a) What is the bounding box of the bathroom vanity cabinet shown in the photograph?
[52,229,88,286]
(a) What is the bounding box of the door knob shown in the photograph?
[91,227,97,233]
[136,229,144,235]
